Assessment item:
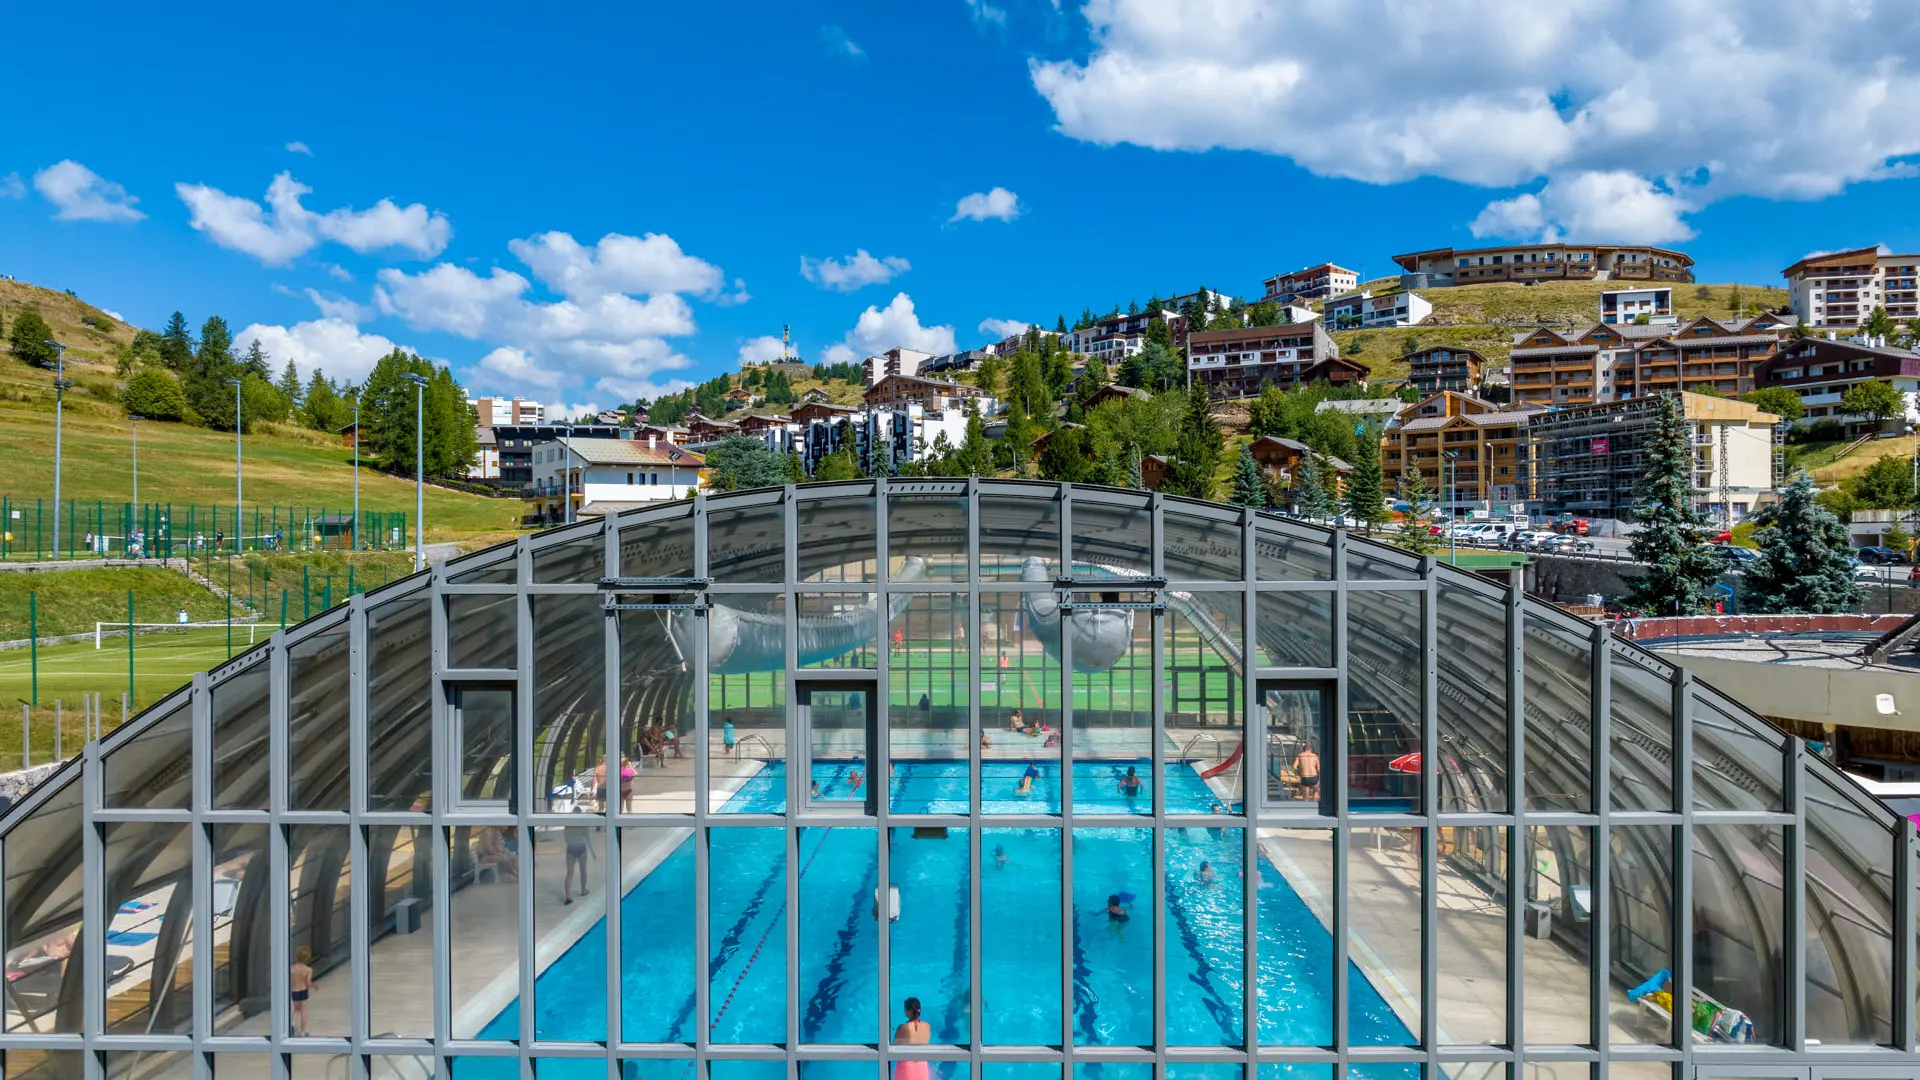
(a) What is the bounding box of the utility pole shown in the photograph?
[351,401,361,552]
[403,373,430,571]
[130,414,144,553]
[48,341,70,556]
[227,379,244,553]
[1444,450,1459,565]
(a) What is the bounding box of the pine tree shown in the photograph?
[1160,383,1223,499]
[1393,465,1441,556]
[955,402,991,477]
[785,450,809,483]
[185,316,240,429]
[1342,422,1385,532]
[1625,394,1727,615]
[1741,471,1861,613]
[241,338,272,380]
[159,311,194,370]
[276,360,302,404]
[1126,444,1144,489]
[1291,453,1329,520]
[1230,445,1267,508]
[302,369,346,431]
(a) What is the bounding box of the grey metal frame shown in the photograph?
[4,477,1917,1080]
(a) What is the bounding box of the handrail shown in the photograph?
[1180,732,1224,760]
[735,734,773,761]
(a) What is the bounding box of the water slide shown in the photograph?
[667,556,929,671]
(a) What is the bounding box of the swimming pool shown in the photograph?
[472,762,1413,1075]
[720,758,1237,815]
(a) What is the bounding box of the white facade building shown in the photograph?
[469,397,545,426]
[527,436,705,517]
[1782,246,1920,329]
[1599,287,1674,325]
[1321,290,1432,330]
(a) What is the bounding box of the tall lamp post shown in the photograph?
[227,379,244,553]
[1444,450,1460,565]
[48,341,71,557]
[403,374,429,572]
[350,401,361,552]
[129,414,144,555]
[1908,423,1918,559]
[564,422,576,526]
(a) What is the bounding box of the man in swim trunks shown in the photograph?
[1294,746,1321,797]
[290,946,314,1035]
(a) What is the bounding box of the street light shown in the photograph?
[129,414,144,555]
[1443,450,1460,565]
[350,401,360,552]
[402,374,430,572]
[564,422,575,526]
[47,340,70,557]
[1908,423,1918,559]
[227,379,244,553]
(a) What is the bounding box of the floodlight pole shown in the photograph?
[227,379,244,553]
[403,374,430,571]
[351,402,361,552]
[48,341,69,557]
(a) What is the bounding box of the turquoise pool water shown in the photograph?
[468,762,1414,1079]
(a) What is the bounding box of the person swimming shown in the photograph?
[1102,893,1130,933]
[993,844,1008,868]
[1196,861,1216,887]
[1016,761,1039,795]
[1119,765,1143,798]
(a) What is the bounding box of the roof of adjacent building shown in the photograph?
[565,439,706,466]
[1510,344,1601,359]
[475,426,497,445]
[865,373,986,395]
[1187,323,1321,344]
[1781,245,1920,278]
[1262,262,1354,283]
[1393,243,1694,272]
[1405,345,1487,366]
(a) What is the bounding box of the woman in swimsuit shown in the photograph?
[1102,893,1130,936]
[893,997,931,1080]
[1119,765,1143,799]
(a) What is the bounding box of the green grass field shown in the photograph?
[0,565,235,638]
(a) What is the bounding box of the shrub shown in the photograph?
[121,367,190,421]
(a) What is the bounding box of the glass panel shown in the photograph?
[526,814,609,1043]
[1347,591,1422,814]
[288,623,350,811]
[1349,825,1423,1046]
[1261,685,1327,812]
[1071,828,1151,1045]
[710,1064,790,1080]
[1347,543,1419,581]
[212,1055,275,1080]
[709,500,786,584]
[1163,508,1243,580]
[1522,825,1592,1046]
[1257,1066,1333,1080]
[449,593,517,670]
[209,823,270,1034]
[102,822,192,1034]
[368,596,433,811]
[1166,826,1244,1045]
[1070,495,1152,577]
[1437,824,1507,1045]
[1167,595,1243,815]
[799,592,880,670]
[366,823,433,1038]
[805,686,870,811]
[1253,590,1333,669]
[1608,825,1674,1046]
[1164,1066,1240,1080]
[984,1066,1058,1080]
[454,687,515,806]
[890,593,970,813]
[1523,614,1592,812]
[981,591,1061,814]
[107,1051,192,1080]
[1255,521,1332,581]
[709,592,788,815]
[1693,825,1785,1045]
[1609,653,1675,812]
[1691,689,1784,812]
[799,826,876,1043]
[103,693,192,809]
[533,594,606,814]
[1071,1065,1148,1080]
[619,607,699,814]
[451,825,520,1040]
[619,505,695,579]
[982,827,1060,1043]
[7,1051,84,1080]
[890,826,970,1043]
[1437,581,1508,814]
[211,660,271,810]
[1804,771,1895,1046]
[979,495,1059,582]
[532,531,604,584]
[621,828,697,1042]
[287,824,352,1037]
[889,494,969,582]
[799,495,877,582]
[621,1061,697,1080]
[1071,596,1152,815]
[710,827,787,1043]
[449,544,518,584]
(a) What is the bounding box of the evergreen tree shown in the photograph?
[1230,445,1267,508]
[1625,395,1727,615]
[705,436,790,492]
[159,311,194,370]
[241,338,272,380]
[1342,422,1385,531]
[1055,315,1068,334]
[302,369,349,431]
[1291,453,1330,520]
[1866,304,1897,342]
[1741,471,1861,613]
[184,316,240,429]
[1076,354,1110,405]
[954,402,991,477]
[276,360,302,405]
[1393,465,1441,556]
[1038,425,1094,483]
[785,449,809,483]
[1126,444,1144,489]
[1145,318,1173,350]
[1160,384,1223,499]
[1003,394,1037,477]
[7,309,57,368]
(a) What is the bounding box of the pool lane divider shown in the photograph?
[708,827,836,1039]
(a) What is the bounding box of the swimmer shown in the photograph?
[1119,765,1143,798]
[1102,893,1131,934]
[849,768,865,792]
[1196,861,1216,887]
[993,844,1008,869]
[811,780,822,799]
[1017,761,1039,795]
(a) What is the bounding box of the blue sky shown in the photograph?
[5,0,1920,416]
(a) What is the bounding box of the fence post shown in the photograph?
[281,589,289,630]
[123,692,128,728]
[55,700,62,761]
[303,566,311,620]
[28,591,37,705]
[20,703,28,767]
[127,588,135,710]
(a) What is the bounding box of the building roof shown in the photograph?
[1405,345,1487,366]
[564,439,706,466]
[1393,243,1695,273]
[1781,245,1918,278]
[1510,344,1600,359]
[1187,323,1320,345]
[865,373,986,397]
[1314,398,1402,415]
[1263,262,1354,284]
[475,426,496,446]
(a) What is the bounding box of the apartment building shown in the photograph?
[1782,246,1920,328]
[1261,263,1358,304]
[1391,244,1694,287]
[1065,309,1183,363]
[524,436,706,521]
[1184,321,1359,397]
[1404,346,1486,397]
[1601,287,1674,325]
[1322,289,1432,330]
[1754,337,1920,435]
[1525,393,1780,522]
[469,396,545,426]
[1382,392,1537,512]
[863,347,935,385]
[1246,436,1351,499]
[864,373,993,413]
[471,426,500,479]
[1507,316,1782,407]
[487,423,623,488]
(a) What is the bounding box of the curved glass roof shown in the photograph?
[3,479,1913,1080]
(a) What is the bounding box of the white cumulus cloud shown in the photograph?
[820,293,958,365]
[978,318,1030,339]
[34,160,145,222]
[175,172,452,266]
[303,288,373,324]
[950,187,1021,223]
[233,318,403,386]
[1472,171,1695,245]
[737,335,789,366]
[800,250,912,291]
[1030,0,1920,241]
[508,231,725,300]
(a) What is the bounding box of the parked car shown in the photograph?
[1541,534,1595,555]
[1705,543,1759,569]
[1856,546,1911,565]
[1508,530,1557,550]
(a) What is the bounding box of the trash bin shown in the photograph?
[1524,900,1552,939]
[393,897,422,934]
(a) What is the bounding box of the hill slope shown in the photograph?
[0,278,137,361]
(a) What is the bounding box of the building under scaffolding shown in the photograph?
[1525,391,1782,521]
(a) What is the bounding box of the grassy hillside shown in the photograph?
[1325,278,1791,386]
[0,281,524,546]
[0,565,234,639]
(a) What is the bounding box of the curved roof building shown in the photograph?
[2,479,1913,1080]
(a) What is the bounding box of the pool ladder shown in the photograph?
[734,734,774,761]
